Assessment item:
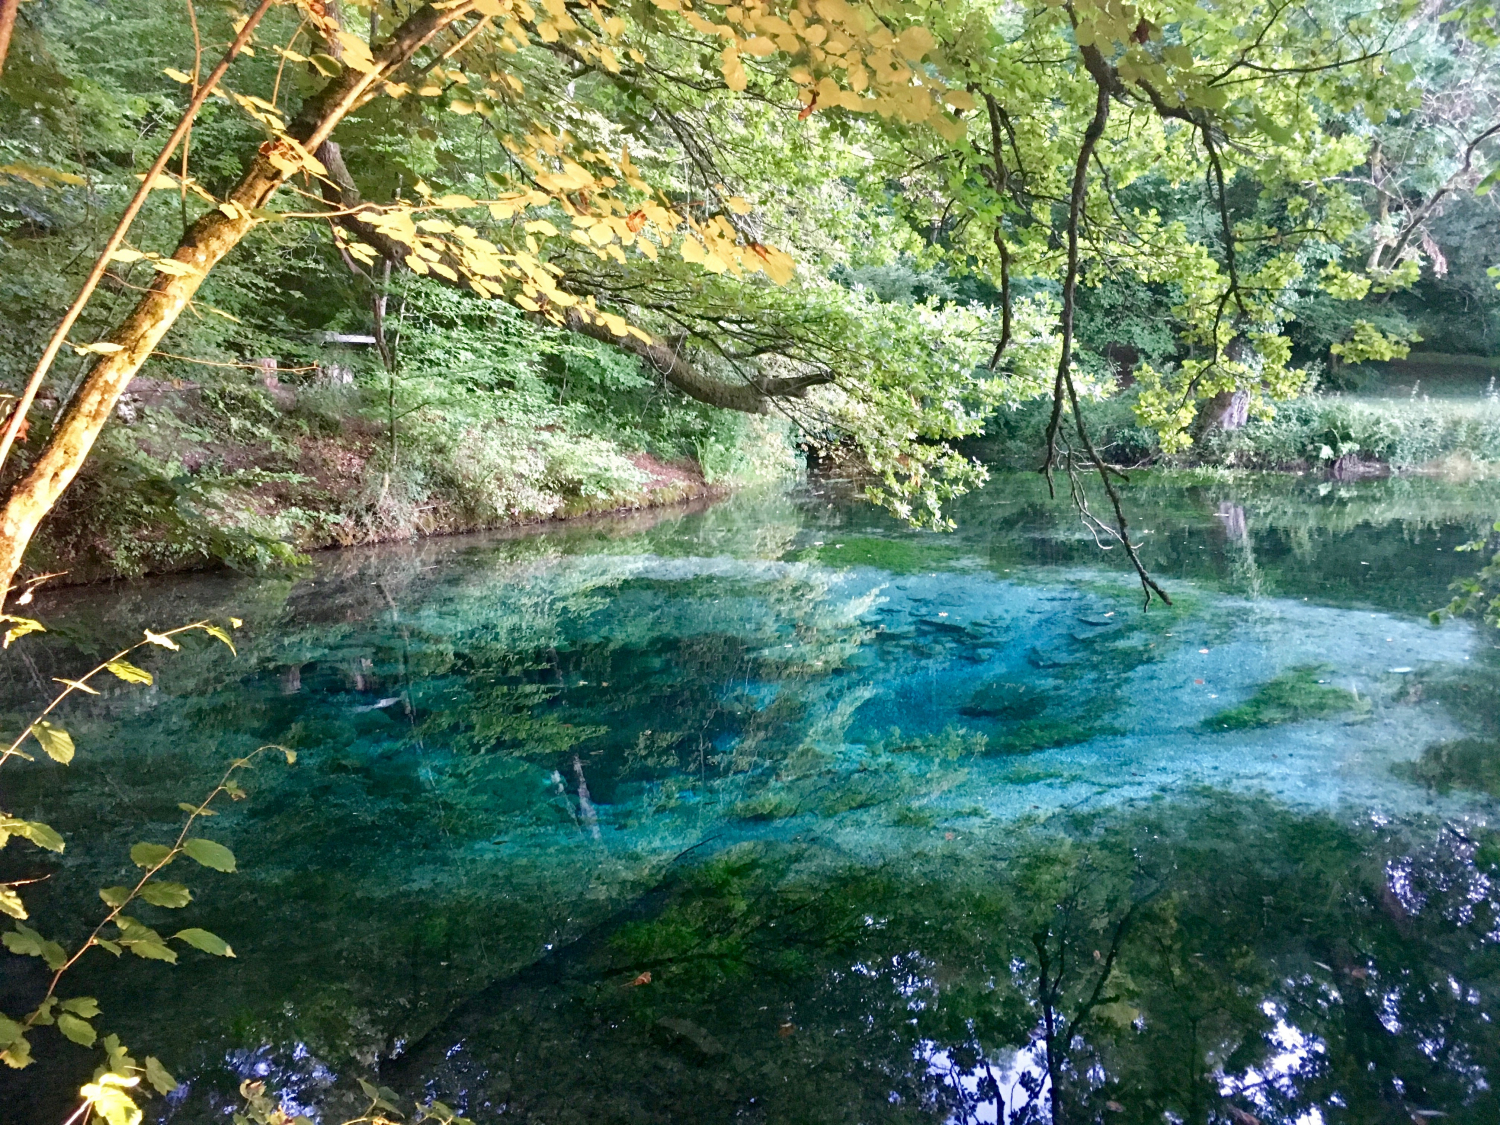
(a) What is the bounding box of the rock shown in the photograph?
[961,680,1049,719]
[1027,646,1080,669]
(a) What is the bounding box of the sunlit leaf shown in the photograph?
[98,886,131,909]
[81,1074,143,1125]
[30,721,74,764]
[52,677,99,695]
[60,997,100,1017]
[0,818,64,853]
[200,625,236,655]
[142,630,180,651]
[182,838,235,872]
[0,615,44,648]
[173,927,234,957]
[0,887,24,919]
[104,660,152,685]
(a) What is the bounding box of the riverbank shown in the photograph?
[14,372,796,587]
[973,376,1500,476]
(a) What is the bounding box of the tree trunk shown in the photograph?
[0,1,474,601]
[317,140,829,415]
[0,0,18,79]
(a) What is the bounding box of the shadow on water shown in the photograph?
[2,472,1500,1123]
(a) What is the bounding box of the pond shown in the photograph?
[3,470,1500,1125]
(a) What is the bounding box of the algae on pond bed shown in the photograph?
[1203,664,1371,730]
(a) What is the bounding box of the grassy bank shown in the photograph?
[14,294,800,585]
[973,364,1500,474]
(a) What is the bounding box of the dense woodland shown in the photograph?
[0,0,1498,596]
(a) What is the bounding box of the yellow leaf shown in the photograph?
[71,341,126,356]
[148,257,200,278]
[163,68,193,84]
[724,196,753,214]
[895,26,934,60]
[0,162,85,187]
[143,630,180,650]
[335,31,376,72]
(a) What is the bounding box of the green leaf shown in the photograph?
[60,996,100,1017]
[182,838,235,872]
[31,721,75,764]
[1,1032,32,1068]
[178,801,214,815]
[122,938,177,963]
[0,1014,24,1048]
[173,928,234,957]
[130,842,174,869]
[115,915,177,963]
[3,923,68,970]
[104,659,153,685]
[139,882,192,908]
[145,1055,178,1095]
[309,52,343,76]
[57,1012,97,1047]
[94,938,122,956]
[0,817,64,852]
[98,886,131,909]
[0,887,24,920]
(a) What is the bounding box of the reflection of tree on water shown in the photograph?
[1217,501,1265,603]
[379,797,1500,1125]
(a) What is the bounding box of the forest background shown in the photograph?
[0,0,1499,588]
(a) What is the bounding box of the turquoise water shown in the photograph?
[3,471,1500,1124]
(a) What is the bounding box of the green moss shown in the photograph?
[890,805,937,828]
[790,535,965,573]
[961,680,1050,720]
[1204,665,1370,730]
[989,718,1118,754]
[999,763,1084,784]
[881,726,989,759]
[1393,737,1500,795]
[728,792,801,820]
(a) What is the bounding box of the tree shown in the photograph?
[0,0,1436,604]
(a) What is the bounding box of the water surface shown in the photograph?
[3,471,1500,1125]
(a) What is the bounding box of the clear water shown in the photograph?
[4,471,1500,1125]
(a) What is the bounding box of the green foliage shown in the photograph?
[0,616,288,1124]
[1433,519,1500,625]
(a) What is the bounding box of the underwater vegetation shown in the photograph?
[1204,665,1371,730]
[2,478,1498,1123]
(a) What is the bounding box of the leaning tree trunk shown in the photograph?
[0,0,18,79]
[0,1,474,601]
